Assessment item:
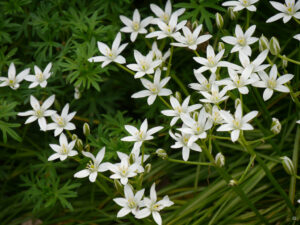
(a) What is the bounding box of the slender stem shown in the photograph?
[248,134,276,144]
[277,54,300,65]
[170,73,191,98]
[159,96,172,109]
[194,152,202,189]
[98,172,114,184]
[194,50,200,57]
[289,126,300,204]
[238,155,256,184]
[73,116,100,124]
[211,135,232,141]
[66,130,73,139]
[246,10,250,29]
[116,63,135,76]
[167,157,213,166]
[294,18,300,25]
[166,44,174,77]
[141,144,145,167]
[295,175,300,180]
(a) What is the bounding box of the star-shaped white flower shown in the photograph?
[266,0,300,23]
[114,184,145,217]
[18,95,56,131]
[131,69,172,105]
[47,103,76,136]
[48,133,78,161]
[25,63,52,88]
[208,105,224,125]
[135,183,174,225]
[194,45,240,73]
[120,9,153,42]
[294,34,300,41]
[222,0,259,12]
[161,96,202,126]
[127,50,162,79]
[171,25,212,50]
[217,103,258,142]
[169,129,202,161]
[151,42,170,70]
[121,119,163,149]
[146,13,187,40]
[222,25,258,56]
[200,84,229,105]
[74,147,110,182]
[150,0,185,24]
[0,63,29,90]
[88,32,128,68]
[189,71,218,92]
[252,64,294,101]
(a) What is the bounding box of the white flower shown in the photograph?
[297,120,300,124]
[217,103,258,142]
[266,0,300,23]
[179,108,213,144]
[252,65,294,101]
[47,103,76,136]
[48,133,77,161]
[88,32,128,67]
[169,129,202,161]
[200,84,229,105]
[150,0,185,24]
[18,95,56,131]
[193,45,240,73]
[135,183,174,225]
[127,50,162,79]
[146,13,186,40]
[208,105,224,124]
[222,25,258,56]
[171,25,212,50]
[151,42,170,64]
[74,147,110,182]
[114,184,145,217]
[189,71,218,92]
[25,63,52,88]
[161,96,202,126]
[0,63,29,90]
[108,158,139,185]
[121,119,163,149]
[294,34,300,41]
[120,9,153,42]
[219,66,259,94]
[131,69,172,105]
[222,0,259,12]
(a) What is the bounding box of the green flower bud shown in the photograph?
[270,37,280,55]
[204,104,212,114]
[271,118,281,134]
[145,163,151,173]
[72,134,78,141]
[149,26,155,33]
[235,98,241,108]
[229,179,238,186]
[76,139,83,151]
[218,42,225,52]
[175,91,182,103]
[282,55,288,68]
[281,156,295,175]
[114,179,123,193]
[216,13,224,29]
[259,35,269,52]
[215,153,225,167]
[84,144,90,152]
[83,123,90,136]
[192,20,199,30]
[129,153,135,164]
[228,7,237,20]
[156,148,168,159]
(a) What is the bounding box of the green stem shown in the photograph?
[248,134,276,144]
[97,172,114,184]
[277,54,300,65]
[167,157,213,166]
[194,50,200,57]
[246,10,250,29]
[159,96,172,109]
[211,135,232,141]
[170,73,191,98]
[116,63,135,76]
[141,144,145,167]
[194,152,203,189]
[294,18,300,25]
[166,44,174,77]
[238,155,256,184]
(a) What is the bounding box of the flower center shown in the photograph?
[175,106,183,114]
[87,160,98,172]
[149,84,159,94]
[140,61,149,71]
[36,72,44,82]
[128,198,137,209]
[196,125,203,134]
[56,116,65,127]
[211,91,220,102]
[186,35,195,45]
[106,48,115,59]
[267,78,277,89]
[35,109,44,118]
[61,144,69,155]
[183,135,190,145]
[161,13,169,23]
[166,25,173,34]
[8,79,15,86]
[241,0,250,6]
[286,3,294,15]
[151,203,161,212]
[235,78,244,87]
[233,119,241,129]
[237,36,246,46]
[137,130,145,140]
[207,56,216,67]
[132,21,140,31]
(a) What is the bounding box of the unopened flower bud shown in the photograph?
[228,7,237,20]
[281,156,295,175]
[271,118,281,134]
[229,179,238,186]
[129,153,135,164]
[192,111,199,121]
[215,153,225,167]
[259,35,269,52]
[270,37,280,55]
[84,144,90,152]
[218,42,225,52]
[76,139,83,151]
[235,98,241,108]
[156,148,167,159]
[72,134,78,141]
[145,163,151,173]
[204,104,212,114]
[175,91,182,103]
[192,20,199,30]
[114,180,123,193]
[215,13,224,29]
[149,26,155,33]
[282,55,288,68]
[83,123,90,136]
[74,89,81,99]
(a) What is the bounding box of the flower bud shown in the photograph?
[114,180,123,193]
[282,55,288,68]
[218,42,225,52]
[84,144,90,152]
[229,179,238,186]
[235,98,241,108]
[259,35,269,52]
[72,134,78,141]
[83,123,90,136]
[270,37,280,55]
[149,26,155,33]
[271,118,281,134]
[76,139,83,151]
[74,88,81,99]
[228,7,237,20]
[204,104,212,114]
[175,91,182,103]
[145,163,151,173]
[215,153,225,167]
[215,13,224,29]
[156,148,167,159]
[129,153,135,164]
[192,20,199,30]
[281,156,295,175]
[192,111,199,121]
